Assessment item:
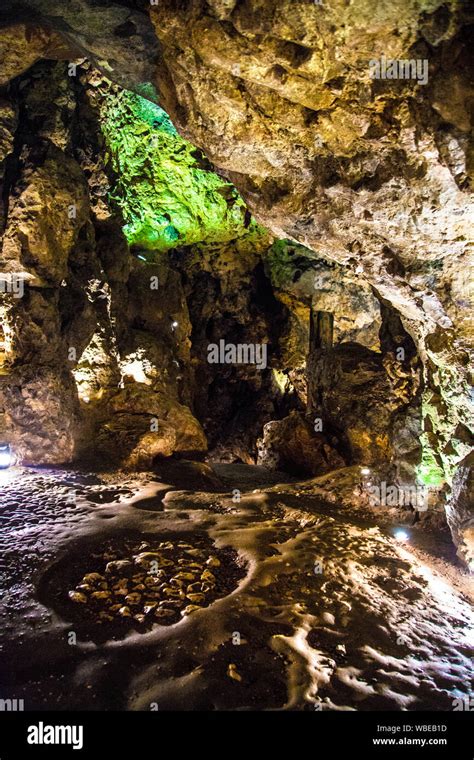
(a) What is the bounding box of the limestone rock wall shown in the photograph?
[0,0,471,562]
[0,60,206,467]
[149,0,472,491]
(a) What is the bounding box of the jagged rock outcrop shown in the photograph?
[149,0,472,491]
[257,410,345,477]
[0,60,207,466]
[263,239,382,357]
[446,451,474,569]
[0,0,159,94]
[308,341,421,472]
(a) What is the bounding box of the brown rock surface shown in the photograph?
[257,410,345,477]
[446,451,474,569]
[0,60,207,467]
[308,342,417,469]
[0,1,471,560]
[149,0,472,488]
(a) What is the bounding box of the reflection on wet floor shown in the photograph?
[0,462,472,711]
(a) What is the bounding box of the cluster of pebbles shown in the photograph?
[67,539,226,627]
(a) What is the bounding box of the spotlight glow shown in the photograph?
[394,529,409,542]
[0,444,13,469]
[119,351,154,386]
[361,467,371,476]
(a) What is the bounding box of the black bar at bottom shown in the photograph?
[0,710,472,758]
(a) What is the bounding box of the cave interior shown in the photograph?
[0,0,472,714]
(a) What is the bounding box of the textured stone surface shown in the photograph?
[0,367,78,464]
[263,239,382,353]
[446,451,474,569]
[2,146,90,284]
[0,97,17,231]
[0,23,72,86]
[0,61,207,466]
[257,410,345,477]
[308,342,421,471]
[0,0,159,95]
[0,1,471,561]
[149,0,472,487]
[97,80,267,251]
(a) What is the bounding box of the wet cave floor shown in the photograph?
[0,462,472,711]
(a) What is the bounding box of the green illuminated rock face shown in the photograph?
[100,87,264,252]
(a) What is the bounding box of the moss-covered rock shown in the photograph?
[100,86,266,252]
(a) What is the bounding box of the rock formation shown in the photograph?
[0,0,471,565]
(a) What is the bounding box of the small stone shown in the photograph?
[133,552,160,567]
[174,572,195,581]
[201,569,216,583]
[118,606,132,617]
[186,592,205,604]
[187,582,202,594]
[227,663,242,682]
[83,573,104,585]
[125,592,142,606]
[144,602,158,614]
[144,573,164,585]
[112,579,130,589]
[181,604,201,616]
[134,614,146,624]
[105,560,134,576]
[135,553,173,568]
[162,586,181,598]
[90,591,112,601]
[154,607,174,620]
[201,582,214,593]
[68,591,87,604]
[206,556,221,568]
[76,584,93,593]
[162,600,182,610]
